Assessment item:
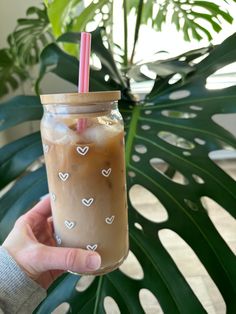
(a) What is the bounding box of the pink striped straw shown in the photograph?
[77,32,91,133]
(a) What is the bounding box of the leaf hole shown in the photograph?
[139,289,163,313]
[76,275,95,292]
[144,110,152,115]
[158,131,195,150]
[158,229,226,313]
[207,64,236,89]
[132,155,140,162]
[183,151,191,156]
[141,124,151,130]
[129,184,168,223]
[168,73,182,85]
[169,90,191,100]
[104,74,110,81]
[128,171,136,178]
[162,110,196,119]
[213,114,236,138]
[135,144,147,154]
[145,102,155,106]
[190,105,202,111]
[149,158,169,173]
[208,150,236,180]
[134,222,143,231]
[194,138,206,145]
[104,296,120,314]
[119,250,144,280]
[201,197,236,254]
[192,174,205,184]
[150,158,189,185]
[51,302,70,314]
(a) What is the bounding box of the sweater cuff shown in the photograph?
[0,246,46,314]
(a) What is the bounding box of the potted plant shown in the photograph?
[0,1,236,312]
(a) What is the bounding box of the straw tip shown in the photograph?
[81,31,91,38]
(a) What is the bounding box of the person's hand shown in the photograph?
[2,196,101,289]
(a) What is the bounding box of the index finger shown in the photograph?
[24,195,52,227]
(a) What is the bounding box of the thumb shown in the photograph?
[37,245,101,274]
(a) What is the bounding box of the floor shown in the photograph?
[51,159,236,313]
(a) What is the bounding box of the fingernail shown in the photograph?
[86,253,101,270]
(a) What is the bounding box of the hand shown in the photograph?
[2,196,101,289]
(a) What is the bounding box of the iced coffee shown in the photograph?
[40,91,129,275]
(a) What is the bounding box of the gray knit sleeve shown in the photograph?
[0,246,47,314]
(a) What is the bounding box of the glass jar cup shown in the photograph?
[40,91,129,275]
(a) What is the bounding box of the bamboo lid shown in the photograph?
[40,91,121,105]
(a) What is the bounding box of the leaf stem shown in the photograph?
[123,0,128,68]
[125,105,140,166]
[130,0,144,65]
[93,275,104,314]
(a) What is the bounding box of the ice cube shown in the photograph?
[42,117,78,144]
[82,123,122,145]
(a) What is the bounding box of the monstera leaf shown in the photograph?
[0,6,52,98]
[8,5,52,66]
[127,0,234,41]
[0,48,27,97]
[0,29,236,313]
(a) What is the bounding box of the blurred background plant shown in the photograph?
[0,1,236,313]
[1,0,236,98]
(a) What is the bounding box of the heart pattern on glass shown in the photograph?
[76,146,89,156]
[43,143,49,154]
[51,192,56,201]
[102,168,112,177]
[58,172,70,181]
[82,198,94,207]
[55,235,62,245]
[105,215,115,224]
[86,244,98,251]
[64,220,76,229]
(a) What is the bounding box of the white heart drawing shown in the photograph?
[76,146,89,156]
[82,198,94,207]
[55,235,62,245]
[102,168,112,177]
[43,143,49,153]
[51,192,56,201]
[58,172,70,181]
[64,220,76,229]
[86,244,98,251]
[105,215,115,224]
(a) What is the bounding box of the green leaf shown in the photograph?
[0,96,42,131]
[45,0,82,38]
[1,30,236,313]
[34,32,236,313]
[0,132,43,189]
[195,32,236,78]
[153,7,166,31]
[35,273,79,313]
[8,5,52,66]
[128,58,194,82]
[194,1,233,24]
[0,49,27,97]
[0,167,48,242]
[141,0,153,25]
[72,0,110,32]
[58,29,127,88]
[36,29,128,94]
[36,43,112,93]
[171,10,180,32]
